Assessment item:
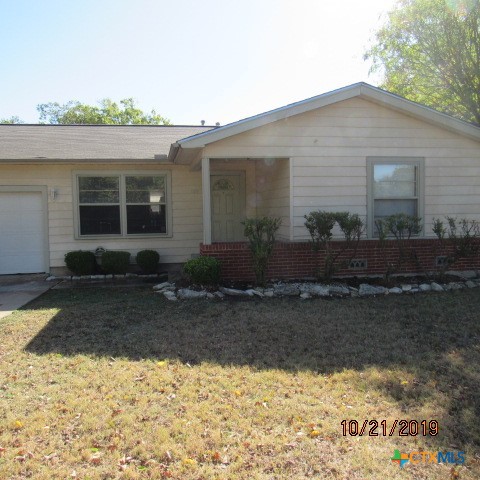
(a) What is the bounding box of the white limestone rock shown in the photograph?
[329,285,350,296]
[308,284,330,297]
[389,287,403,294]
[219,287,253,297]
[177,288,207,299]
[430,282,444,292]
[153,282,175,291]
[359,284,387,296]
[245,289,265,298]
[163,291,177,301]
[273,284,300,296]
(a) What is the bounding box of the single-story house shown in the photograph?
[1,82,480,279]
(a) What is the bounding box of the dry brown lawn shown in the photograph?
[0,286,479,479]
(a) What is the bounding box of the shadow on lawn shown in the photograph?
[24,287,480,447]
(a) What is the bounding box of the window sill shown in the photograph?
[75,233,173,240]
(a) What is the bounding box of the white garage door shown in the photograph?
[0,191,47,274]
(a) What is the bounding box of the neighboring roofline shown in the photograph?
[0,157,170,164]
[0,123,217,128]
[177,82,480,148]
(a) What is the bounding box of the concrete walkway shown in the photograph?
[0,274,57,320]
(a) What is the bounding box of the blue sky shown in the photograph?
[0,0,395,125]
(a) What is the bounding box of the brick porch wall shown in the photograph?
[199,240,480,282]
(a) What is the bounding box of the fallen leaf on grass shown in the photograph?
[15,450,34,462]
[89,454,102,465]
[451,467,460,479]
[183,458,196,467]
[12,420,23,430]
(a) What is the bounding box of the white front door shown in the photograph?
[210,174,245,242]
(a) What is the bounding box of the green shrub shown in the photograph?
[375,213,423,280]
[136,249,160,274]
[376,213,422,240]
[101,251,131,275]
[432,216,480,277]
[242,216,282,286]
[304,211,364,280]
[64,250,96,276]
[183,256,221,285]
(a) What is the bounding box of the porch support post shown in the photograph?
[201,157,212,245]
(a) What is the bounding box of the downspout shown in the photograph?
[168,142,181,163]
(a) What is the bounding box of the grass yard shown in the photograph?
[0,287,479,479]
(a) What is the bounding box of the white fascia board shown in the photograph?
[177,83,363,148]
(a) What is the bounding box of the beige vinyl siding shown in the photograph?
[203,97,480,239]
[0,163,203,268]
[255,158,290,240]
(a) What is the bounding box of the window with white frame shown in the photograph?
[367,158,424,237]
[76,173,169,237]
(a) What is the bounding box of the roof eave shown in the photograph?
[0,156,169,164]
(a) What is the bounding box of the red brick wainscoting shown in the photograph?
[200,240,480,282]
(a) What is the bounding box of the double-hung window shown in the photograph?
[367,157,424,237]
[76,172,170,237]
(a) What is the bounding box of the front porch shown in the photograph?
[199,157,291,245]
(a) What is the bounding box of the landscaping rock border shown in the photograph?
[151,278,480,301]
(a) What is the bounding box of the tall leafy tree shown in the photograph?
[365,0,480,124]
[37,98,171,125]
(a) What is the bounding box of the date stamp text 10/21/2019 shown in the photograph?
[341,419,439,437]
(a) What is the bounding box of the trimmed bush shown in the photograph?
[304,211,364,281]
[136,249,160,274]
[101,251,131,275]
[183,256,221,285]
[64,250,96,276]
[242,216,282,286]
